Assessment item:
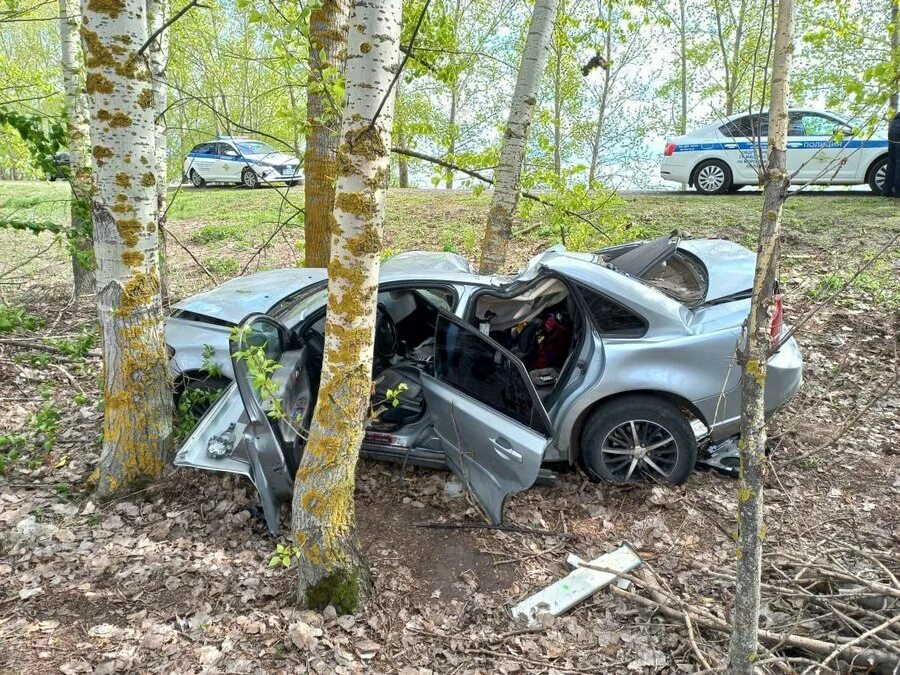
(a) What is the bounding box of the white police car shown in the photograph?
[183,136,303,189]
[660,109,890,194]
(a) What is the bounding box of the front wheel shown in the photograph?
[189,169,206,188]
[242,168,260,189]
[868,156,888,194]
[580,396,697,485]
[693,159,732,195]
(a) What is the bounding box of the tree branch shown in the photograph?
[137,0,208,56]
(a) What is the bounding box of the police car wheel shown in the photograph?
[242,168,259,189]
[189,169,205,188]
[693,159,732,195]
[868,157,887,194]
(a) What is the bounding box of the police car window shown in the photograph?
[720,115,767,138]
[577,285,647,338]
[792,113,838,137]
[236,141,278,155]
[192,143,215,154]
[217,143,239,157]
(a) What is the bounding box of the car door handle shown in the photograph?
[490,437,522,462]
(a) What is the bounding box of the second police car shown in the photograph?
[659,108,890,194]
[183,136,303,189]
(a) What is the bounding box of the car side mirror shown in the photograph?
[836,124,855,137]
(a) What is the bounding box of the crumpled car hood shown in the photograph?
[171,268,326,324]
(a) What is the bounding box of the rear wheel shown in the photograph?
[580,396,697,485]
[868,156,888,194]
[693,159,732,195]
[189,169,206,188]
[242,168,259,189]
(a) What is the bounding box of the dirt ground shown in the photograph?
[0,186,898,673]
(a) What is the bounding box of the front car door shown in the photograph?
[223,313,302,533]
[419,313,552,524]
[216,142,243,183]
[787,111,861,183]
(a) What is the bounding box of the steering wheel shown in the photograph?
[374,304,398,361]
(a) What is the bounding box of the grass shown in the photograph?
[1,180,897,307]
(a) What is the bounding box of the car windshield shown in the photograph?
[235,141,279,156]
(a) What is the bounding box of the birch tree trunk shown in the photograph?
[58,0,94,295]
[727,0,794,670]
[303,0,351,269]
[478,0,560,274]
[147,0,169,299]
[678,0,688,135]
[291,0,402,611]
[81,0,173,497]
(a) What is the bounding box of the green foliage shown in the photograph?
[193,223,245,244]
[174,386,224,442]
[305,567,360,614]
[230,324,287,420]
[29,401,61,452]
[269,543,302,568]
[0,434,28,475]
[0,304,44,332]
[46,331,96,358]
[201,344,223,378]
[0,106,67,177]
[204,256,240,278]
[384,382,407,408]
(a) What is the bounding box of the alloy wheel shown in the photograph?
[599,419,678,481]
[190,170,204,188]
[697,164,725,192]
[874,163,886,192]
[243,170,258,188]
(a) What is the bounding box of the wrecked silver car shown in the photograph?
[167,234,803,533]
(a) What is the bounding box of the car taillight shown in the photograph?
[769,293,783,347]
[664,142,677,157]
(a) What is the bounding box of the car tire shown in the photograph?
[867,156,888,194]
[580,395,697,485]
[288,179,303,187]
[242,168,260,189]
[189,169,206,188]
[693,159,732,195]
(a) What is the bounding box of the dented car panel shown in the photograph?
[170,245,803,533]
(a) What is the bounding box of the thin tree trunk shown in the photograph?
[679,0,688,134]
[395,78,409,188]
[291,0,402,610]
[478,0,560,274]
[58,0,93,295]
[588,17,612,190]
[147,0,169,301]
[891,0,899,112]
[552,53,562,179]
[446,84,457,189]
[81,0,173,497]
[727,0,794,670]
[303,0,350,268]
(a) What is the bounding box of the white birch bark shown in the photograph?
[303,0,350,268]
[727,0,794,670]
[81,0,173,496]
[58,0,94,294]
[290,0,402,611]
[146,0,169,297]
[478,0,560,274]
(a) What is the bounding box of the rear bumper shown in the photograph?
[659,157,691,184]
[699,335,803,440]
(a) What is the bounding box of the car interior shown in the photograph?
[294,279,582,436]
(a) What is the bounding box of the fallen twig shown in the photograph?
[415,521,575,539]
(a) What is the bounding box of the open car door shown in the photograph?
[419,313,552,525]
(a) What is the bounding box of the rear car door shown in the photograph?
[419,312,552,525]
